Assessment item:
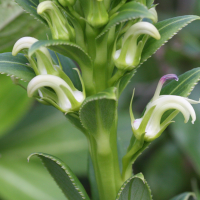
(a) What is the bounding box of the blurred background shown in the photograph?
[0,0,200,199]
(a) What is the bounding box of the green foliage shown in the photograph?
[141,15,200,64]
[116,173,152,200]
[0,53,35,82]
[0,75,32,137]
[97,2,154,38]
[0,105,88,200]
[14,0,46,24]
[29,152,90,200]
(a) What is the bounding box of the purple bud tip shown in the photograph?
[160,74,179,84]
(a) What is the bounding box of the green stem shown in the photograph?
[121,138,145,182]
[94,34,109,92]
[89,101,122,200]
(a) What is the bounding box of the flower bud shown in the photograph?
[113,22,160,71]
[87,0,109,28]
[12,37,57,75]
[27,74,85,113]
[37,1,75,41]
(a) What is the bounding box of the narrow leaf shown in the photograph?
[170,192,195,200]
[28,152,90,200]
[97,2,154,38]
[141,15,200,64]
[0,53,35,82]
[116,173,152,200]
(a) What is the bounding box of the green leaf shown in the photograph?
[0,1,50,53]
[160,67,200,121]
[29,152,90,200]
[14,0,46,25]
[141,15,200,64]
[97,2,154,38]
[79,87,117,135]
[29,40,92,68]
[0,75,32,138]
[170,192,195,200]
[0,53,35,82]
[116,173,152,200]
[0,104,88,199]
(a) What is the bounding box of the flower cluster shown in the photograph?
[12,37,85,114]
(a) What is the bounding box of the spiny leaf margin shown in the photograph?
[116,173,152,200]
[141,15,200,64]
[28,152,90,200]
[97,2,154,39]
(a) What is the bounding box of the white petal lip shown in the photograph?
[27,75,84,111]
[12,37,38,56]
[123,22,161,44]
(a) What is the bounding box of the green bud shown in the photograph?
[58,0,76,6]
[37,1,75,41]
[87,0,109,28]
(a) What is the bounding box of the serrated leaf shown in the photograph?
[29,152,90,200]
[97,2,154,38]
[141,15,200,64]
[170,192,195,200]
[79,87,117,135]
[0,53,35,82]
[14,0,46,25]
[116,173,152,200]
[29,40,92,68]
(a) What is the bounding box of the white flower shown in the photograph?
[27,74,85,113]
[12,37,56,75]
[131,74,200,142]
[113,22,160,71]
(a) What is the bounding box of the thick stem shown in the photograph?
[88,101,122,200]
[94,34,109,92]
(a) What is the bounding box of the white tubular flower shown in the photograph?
[12,37,56,75]
[27,75,85,113]
[113,22,160,71]
[37,1,75,41]
[131,74,200,142]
